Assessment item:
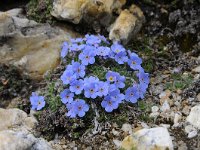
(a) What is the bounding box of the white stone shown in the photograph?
[121,123,133,134]
[0,130,52,150]
[186,105,200,129]
[151,106,159,113]
[160,101,170,112]
[188,130,197,139]
[192,66,200,73]
[0,108,37,132]
[121,127,173,150]
[109,5,145,44]
[173,113,182,127]
[113,139,121,148]
[185,125,196,134]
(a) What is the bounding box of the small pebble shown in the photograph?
[188,130,197,139]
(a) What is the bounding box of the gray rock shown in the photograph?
[109,5,145,44]
[121,127,173,150]
[0,130,52,150]
[0,108,52,150]
[0,8,77,79]
[0,108,37,132]
[186,105,200,129]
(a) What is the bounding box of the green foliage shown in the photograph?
[165,73,193,91]
[26,0,53,23]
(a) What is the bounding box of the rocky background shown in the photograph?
[0,0,200,150]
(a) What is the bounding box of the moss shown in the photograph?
[26,0,54,23]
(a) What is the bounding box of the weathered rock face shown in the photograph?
[51,1,145,44]
[0,108,37,132]
[0,108,52,150]
[186,105,200,129]
[109,5,145,44]
[51,0,126,25]
[121,127,173,150]
[0,8,77,79]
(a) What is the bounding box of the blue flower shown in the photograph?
[101,96,119,112]
[66,99,89,118]
[60,89,74,104]
[70,43,85,52]
[111,42,125,54]
[66,101,77,118]
[137,71,149,84]
[61,42,69,58]
[128,55,142,70]
[125,86,140,103]
[69,79,84,95]
[137,84,147,99]
[84,83,98,99]
[96,46,110,56]
[79,46,96,65]
[98,34,109,44]
[114,51,128,64]
[115,74,125,88]
[61,70,76,85]
[109,89,124,103]
[71,61,85,78]
[71,37,84,44]
[74,99,89,117]
[30,92,45,110]
[83,76,99,86]
[97,81,109,97]
[85,34,101,46]
[106,71,118,83]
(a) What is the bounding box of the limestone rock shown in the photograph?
[51,0,87,24]
[0,108,37,132]
[121,127,173,150]
[0,130,52,150]
[51,0,126,26]
[186,105,200,129]
[192,65,200,73]
[0,108,52,150]
[0,8,76,79]
[109,5,145,44]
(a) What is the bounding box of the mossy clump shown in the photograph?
[26,0,53,23]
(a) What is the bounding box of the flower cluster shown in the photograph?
[59,34,149,118]
[30,34,149,118]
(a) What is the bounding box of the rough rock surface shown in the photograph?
[0,8,76,79]
[109,5,145,44]
[186,105,200,129]
[121,127,173,150]
[0,108,52,150]
[51,0,126,25]
[0,108,37,132]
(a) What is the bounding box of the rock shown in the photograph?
[121,127,173,150]
[149,106,160,118]
[0,8,77,79]
[192,66,200,73]
[185,125,196,134]
[160,101,170,112]
[51,0,126,26]
[186,105,200,129]
[0,108,52,150]
[173,113,182,127]
[197,93,200,101]
[109,5,145,44]
[0,108,37,132]
[51,0,87,24]
[113,139,121,148]
[187,130,197,139]
[0,130,52,150]
[121,123,133,134]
